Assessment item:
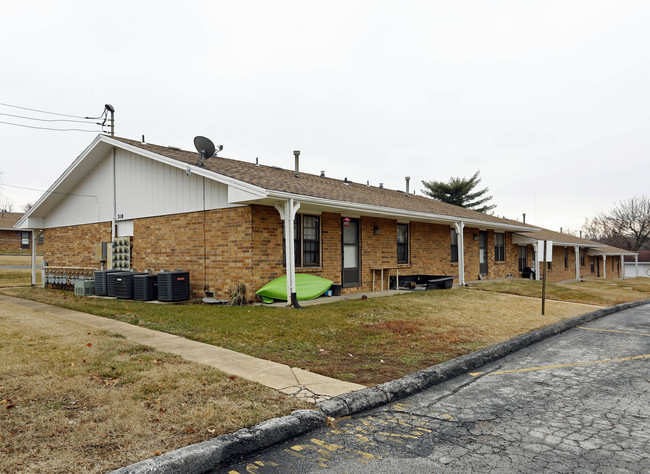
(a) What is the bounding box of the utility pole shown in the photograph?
[105,104,115,136]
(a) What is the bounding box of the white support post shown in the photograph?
[274,199,301,306]
[454,221,465,286]
[574,246,580,281]
[533,241,540,280]
[31,230,37,286]
[603,255,607,279]
[635,254,639,277]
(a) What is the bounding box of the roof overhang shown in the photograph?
[257,191,536,231]
[588,249,638,257]
[16,135,268,228]
[513,232,605,248]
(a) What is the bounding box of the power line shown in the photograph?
[0,120,105,133]
[0,183,98,199]
[0,102,105,120]
[0,111,103,125]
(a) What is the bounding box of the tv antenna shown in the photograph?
[193,136,223,167]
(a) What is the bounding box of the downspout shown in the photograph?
[574,246,580,281]
[454,221,465,286]
[288,198,301,307]
[111,148,117,242]
[274,199,301,308]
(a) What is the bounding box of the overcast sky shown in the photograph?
[2,0,649,232]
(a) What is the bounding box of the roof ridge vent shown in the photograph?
[320,171,325,178]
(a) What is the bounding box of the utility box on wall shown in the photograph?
[94,241,113,268]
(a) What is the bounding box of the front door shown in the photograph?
[342,218,360,287]
[479,231,488,276]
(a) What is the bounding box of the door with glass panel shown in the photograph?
[342,218,360,287]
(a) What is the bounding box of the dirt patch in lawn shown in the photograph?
[0,300,308,473]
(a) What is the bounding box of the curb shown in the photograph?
[112,298,650,473]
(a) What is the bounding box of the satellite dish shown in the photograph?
[194,136,216,166]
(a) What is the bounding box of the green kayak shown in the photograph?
[255,274,333,304]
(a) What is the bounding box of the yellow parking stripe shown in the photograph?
[578,326,650,337]
[469,354,650,377]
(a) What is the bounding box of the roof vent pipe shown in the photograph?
[522,213,526,224]
[379,183,383,189]
[293,150,300,177]
[560,227,563,233]
[405,176,410,195]
[580,231,583,238]
[344,177,349,185]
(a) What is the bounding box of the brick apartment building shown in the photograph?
[15,134,636,301]
[0,211,31,252]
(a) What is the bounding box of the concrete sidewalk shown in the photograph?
[0,294,365,402]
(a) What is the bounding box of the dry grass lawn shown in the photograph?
[0,254,43,266]
[2,286,606,385]
[0,301,308,473]
[2,277,648,471]
[0,269,41,287]
[473,277,650,307]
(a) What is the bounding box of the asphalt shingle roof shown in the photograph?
[0,212,24,228]
[112,136,530,228]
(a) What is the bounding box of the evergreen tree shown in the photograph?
[421,170,496,213]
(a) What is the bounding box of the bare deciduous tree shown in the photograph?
[582,196,650,251]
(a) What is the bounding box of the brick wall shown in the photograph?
[0,229,23,252]
[41,222,112,267]
[43,206,622,302]
[132,207,256,299]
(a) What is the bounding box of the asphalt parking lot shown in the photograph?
[219,303,650,473]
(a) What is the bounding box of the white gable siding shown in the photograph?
[44,157,114,227]
[42,148,238,228]
[114,149,236,221]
